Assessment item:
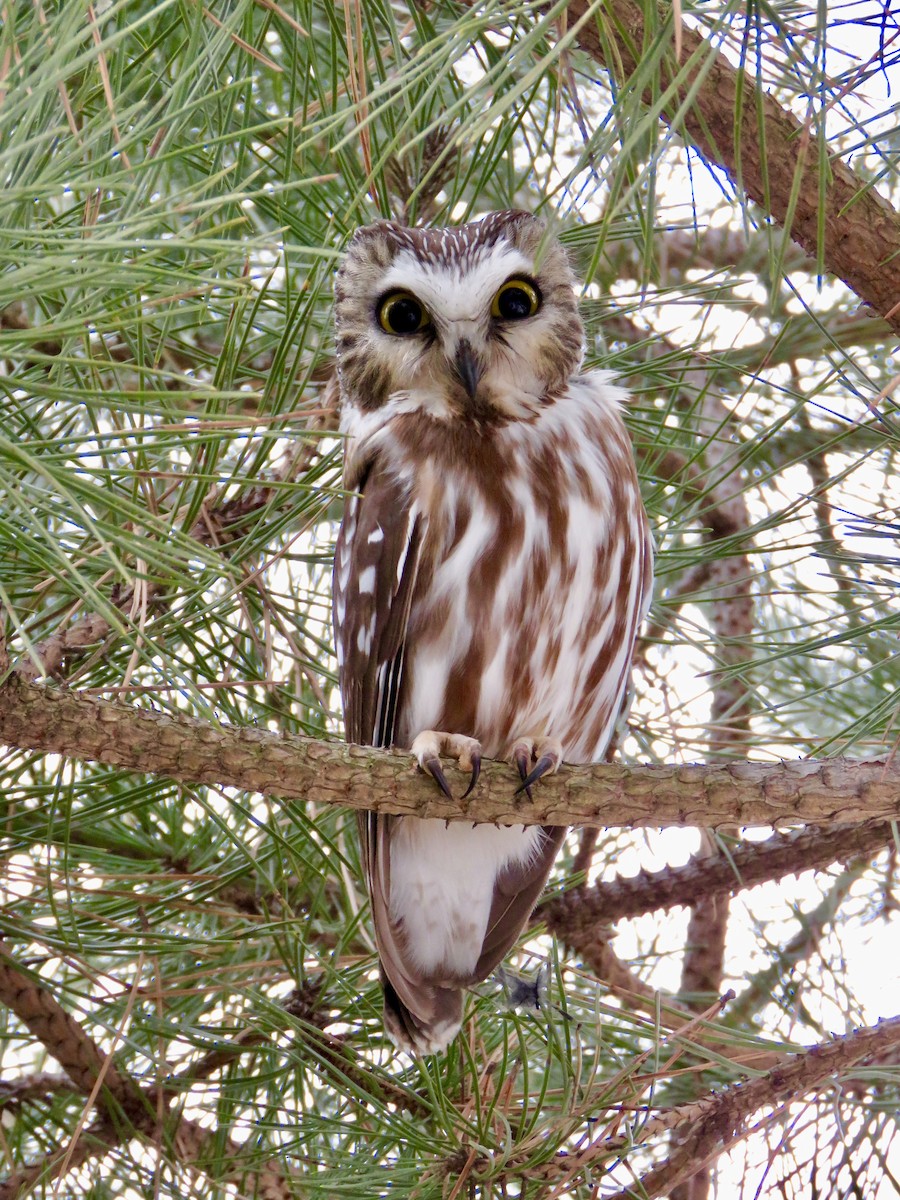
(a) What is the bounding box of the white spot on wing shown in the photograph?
[394,508,418,585]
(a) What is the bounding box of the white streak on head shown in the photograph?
[379,243,533,330]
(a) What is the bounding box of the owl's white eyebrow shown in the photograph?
[377,245,534,317]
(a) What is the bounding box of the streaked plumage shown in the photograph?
[332,211,652,1054]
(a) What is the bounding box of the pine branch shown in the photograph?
[16,385,338,684]
[0,942,142,1115]
[726,863,865,1028]
[2,674,899,824]
[523,1015,900,1192]
[171,1119,296,1200]
[571,0,900,331]
[544,820,896,927]
[596,1014,900,1200]
[0,1073,81,1111]
[0,940,298,1199]
[0,1116,122,1200]
[0,1115,297,1200]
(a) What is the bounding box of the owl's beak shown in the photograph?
[453,340,484,399]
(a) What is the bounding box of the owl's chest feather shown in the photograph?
[394,411,629,759]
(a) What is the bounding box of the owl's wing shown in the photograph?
[333,457,422,750]
[333,455,437,1024]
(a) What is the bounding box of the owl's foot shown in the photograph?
[410,731,482,800]
[511,736,563,799]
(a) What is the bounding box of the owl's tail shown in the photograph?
[382,975,463,1056]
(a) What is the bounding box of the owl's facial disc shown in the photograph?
[335,213,584,419]
[449,279,542,399]
[373,249,552,413]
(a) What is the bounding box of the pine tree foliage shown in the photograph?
[1,1,900,1196]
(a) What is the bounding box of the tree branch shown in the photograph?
[545,820,897,927]
[0,939,299,1200]
[0,942,142,1115]
[528,1013,900,1195]
[2,675,899,826]
[0,1117,122,1200]
[598,1014,900,1200]
[16,382,338,685]
[572,0,900,331]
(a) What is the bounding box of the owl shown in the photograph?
[332,211,653,1054]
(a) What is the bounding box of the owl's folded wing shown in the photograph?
[333,454,429,1018]
[333,456,422,751]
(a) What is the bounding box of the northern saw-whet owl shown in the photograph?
[332,210,653,1054]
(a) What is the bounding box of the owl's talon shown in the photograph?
[423,757,453,800]
[513,744,534,800]
[461,750,482,799]
[518,752,559,794]
[410,731,483,800]
[511,737,562,798]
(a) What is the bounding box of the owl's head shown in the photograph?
[334,211,583,421]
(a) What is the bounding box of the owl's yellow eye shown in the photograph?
[377,291,430,335]
[491,278,541,321]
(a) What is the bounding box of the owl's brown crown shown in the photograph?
[344,209,537,270]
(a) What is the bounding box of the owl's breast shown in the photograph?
[392,398,650,763]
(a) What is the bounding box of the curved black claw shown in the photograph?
[513,746,533,801]
[461,750,482,799]
[516,752,558,796]
[423,756,453,800]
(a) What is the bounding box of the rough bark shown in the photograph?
[1,675,899,827]
[544,819,896,926]
[0,943,142,1115]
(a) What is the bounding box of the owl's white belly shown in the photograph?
[389,817,543,980]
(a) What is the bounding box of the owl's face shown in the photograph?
[334,211,583,421]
